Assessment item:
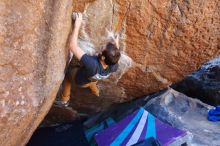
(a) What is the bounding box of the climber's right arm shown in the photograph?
[69,13,85,61]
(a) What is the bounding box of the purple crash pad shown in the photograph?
[95,108,187,146]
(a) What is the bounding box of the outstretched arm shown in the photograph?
[69,13,85,60]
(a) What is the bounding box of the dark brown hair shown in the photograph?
[99,42,121,65]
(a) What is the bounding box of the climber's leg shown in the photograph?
[60,77,71,102]
[82,81,100,97]
[89,81,100,97]
[55,65,78,107]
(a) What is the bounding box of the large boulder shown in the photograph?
[0,0,72,146]
[0,0,220,145]
[70,0,220,112]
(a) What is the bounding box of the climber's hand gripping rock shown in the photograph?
[73,12,83,29]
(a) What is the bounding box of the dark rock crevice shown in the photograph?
[172,57,220,106]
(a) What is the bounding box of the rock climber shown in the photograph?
[55,13,121,107]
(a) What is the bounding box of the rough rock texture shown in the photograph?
[172,56,220,106]
[145,89,220,146]
[1,0,220,145]
[69,0,220,112]
[0,0,72,146]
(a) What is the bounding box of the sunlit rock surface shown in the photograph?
[0,0,72,145]
[70,0,220,113]
[0,0,220,145]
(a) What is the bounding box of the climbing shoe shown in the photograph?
[54,99,69,108]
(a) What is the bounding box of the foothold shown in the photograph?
[18,87,22,92]
[16,101,20,106]
[3,91,9,97]
[21,101,25,105]
[0,100,5,107]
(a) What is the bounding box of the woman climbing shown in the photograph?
[55,13,121,107]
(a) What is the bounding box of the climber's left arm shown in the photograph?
[69,13,85,61]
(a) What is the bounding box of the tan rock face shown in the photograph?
[0,0,219,145]
[0,0,72,146]
[117,0,220,97]
[70,0,219,110]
